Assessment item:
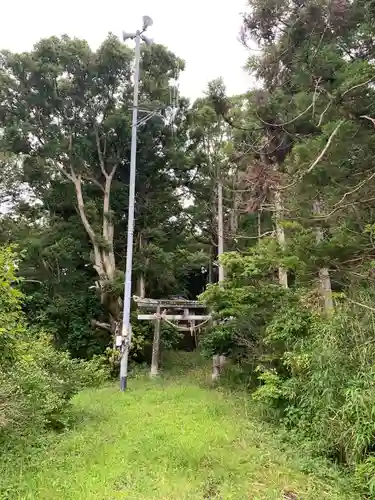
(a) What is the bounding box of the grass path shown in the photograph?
[1,368,358,499]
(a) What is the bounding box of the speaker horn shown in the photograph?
[142,15,153,29]
[122,31,136,41]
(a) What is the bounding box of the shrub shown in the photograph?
[283,309,375,465]
[1,334,108,436]
[0,245,24,367]
[355,456,375,497]
[0,245,108,438]
[201,243,375,496]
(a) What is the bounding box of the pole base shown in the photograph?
[120,376,127,391]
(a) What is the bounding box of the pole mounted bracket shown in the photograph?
[128,107,164,128]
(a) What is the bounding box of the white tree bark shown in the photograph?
[150,306,161,377]
[313,200,333,314]
[217,181,225,283]
[230,173,239,244]
[212,180,226,380]
[212,354,221,381]
[138,274,146,299]
[257,211,262,244]
[274,189,288,288]
[137,233,146,298]
[58,130,120,333]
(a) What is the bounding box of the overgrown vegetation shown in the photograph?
[0,356,359,499]
[0,245,107,441]
[1,0,375,495]
[199,0,375,493]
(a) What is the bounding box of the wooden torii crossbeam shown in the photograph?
[135,297,208,324]
[133,296,211,377]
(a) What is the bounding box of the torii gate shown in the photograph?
[133,296,211,376]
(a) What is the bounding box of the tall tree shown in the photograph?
[0,35,188,337]
[238,0,375,303]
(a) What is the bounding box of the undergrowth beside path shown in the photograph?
[0,356,359,499]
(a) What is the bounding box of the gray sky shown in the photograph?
[0,0,252,100]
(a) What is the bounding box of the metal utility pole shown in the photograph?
[119,16,154,392]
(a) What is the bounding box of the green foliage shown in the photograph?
[252,367,284,404]
[198,2,375,495]
[355,456,375,497]
[282,309,375,465]
[204,237,375,495]
[200,242,302,361]
[2,5,375,496]
[201,213,375,499]
[0,33,208,362]
[0,245,24,365]
[0,245,108,439]
[200,323,235,358]
[2,334,108,433]
[160,323,184,350]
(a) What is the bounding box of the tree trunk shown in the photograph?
[213,180,226,379]
[230,187,239,248]
[137,232,146,298]
[56,134,121,340]
[208,254,213,284]
[313,200,333,315]
[73,168,120,338]
[217,181,225,283]
[212,354,220,381]
[274,189,288,288]
[150,306,161,377]
[257,210,262,244]
[137,274,146,298]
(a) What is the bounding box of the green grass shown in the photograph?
[0,354,359,499]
